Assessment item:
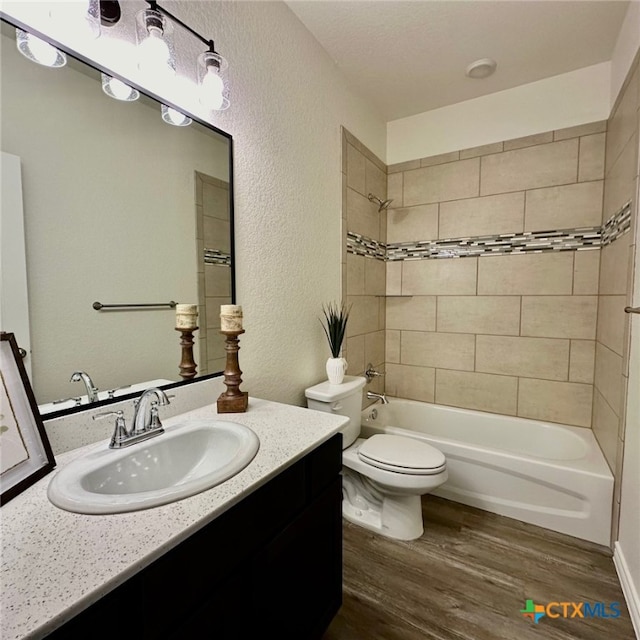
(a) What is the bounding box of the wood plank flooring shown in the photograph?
[323,497,636,640]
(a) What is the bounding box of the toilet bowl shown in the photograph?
[305,376,447,541]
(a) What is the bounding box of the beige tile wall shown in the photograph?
[342,129,386,398]
[594,53,640,542]
[385,121,608,428]
[343,83,637,548]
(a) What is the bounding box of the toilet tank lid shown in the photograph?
[305,375,366,402]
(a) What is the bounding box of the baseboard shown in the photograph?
[614,542,640,639]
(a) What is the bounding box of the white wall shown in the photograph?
[618,305,640,634]
[386,62,611,164]
[1,1,387,406]
[611,0,640,106]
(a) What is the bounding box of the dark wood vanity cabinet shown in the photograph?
[49,434,343,640]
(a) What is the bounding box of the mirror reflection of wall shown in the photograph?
[0,28,233,408]
[195,171,231,375]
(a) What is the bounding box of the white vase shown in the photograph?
[326,357,347,385]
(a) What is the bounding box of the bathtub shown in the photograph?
[361,399,614,546]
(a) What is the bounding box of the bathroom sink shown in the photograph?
[47,420,260,514]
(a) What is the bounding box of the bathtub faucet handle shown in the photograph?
[365,363,384,384]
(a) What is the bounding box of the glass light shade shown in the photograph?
[101,74,140,102]
[161,105,192,127]
[135,9,175,80]
[197,51,230,111]
[50,0,101,40]
[16,29,67,68]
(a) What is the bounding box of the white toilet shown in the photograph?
[305,376,448,541]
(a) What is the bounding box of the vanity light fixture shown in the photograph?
[197,45,230,111]
[135,2,175,81]
[143,0,231,111]
[161,105,192,127]
[15,29,67,68]
[101,73,140,101]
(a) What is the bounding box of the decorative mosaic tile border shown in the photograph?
[346,232,386,260]
[347,201,632,261]
[602,201,632,246]
[204,248,232,266]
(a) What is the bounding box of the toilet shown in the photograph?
[305,376,447,541]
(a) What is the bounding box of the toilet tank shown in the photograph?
[305,376,366,449]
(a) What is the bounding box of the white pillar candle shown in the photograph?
[176,303,198,329]
[220,304,243,331]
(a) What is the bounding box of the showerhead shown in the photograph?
[368,193,394,212]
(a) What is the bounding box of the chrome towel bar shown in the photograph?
[93,301,177,311]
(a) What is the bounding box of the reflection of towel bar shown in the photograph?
[625,306,640,314]
[93,301,177,311]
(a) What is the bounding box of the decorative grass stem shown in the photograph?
[320,301,351,358]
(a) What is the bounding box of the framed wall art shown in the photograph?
[1,332,55,504]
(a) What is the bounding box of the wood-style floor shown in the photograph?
[323,497,636,640]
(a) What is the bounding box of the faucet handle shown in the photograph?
[93,410,123,421]
[148,401,163,431]
[106,384,132,399]
[93,411,129,449]
[53,396,82,406]
[365,363,385,383]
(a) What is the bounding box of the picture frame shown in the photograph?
[1,332,55,505]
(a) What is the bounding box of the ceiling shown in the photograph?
[286,0,630,121]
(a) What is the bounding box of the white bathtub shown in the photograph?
[361,399,614,546]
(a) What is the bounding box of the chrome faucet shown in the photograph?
[131,387,171,435]
[93,387,171,449]
[367,391,389,405]
[70,371,99,403]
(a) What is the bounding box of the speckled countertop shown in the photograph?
[1,398,347,640]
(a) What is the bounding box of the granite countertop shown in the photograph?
[1,398,347,640]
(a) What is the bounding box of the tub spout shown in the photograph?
[367,391,388,405]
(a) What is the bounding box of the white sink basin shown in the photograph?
[47,420,259,514]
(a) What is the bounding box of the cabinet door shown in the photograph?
[251,477,342,640]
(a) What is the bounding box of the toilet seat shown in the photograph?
[358,434,446,476]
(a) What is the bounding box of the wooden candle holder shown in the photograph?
[217,329,248,413]
[175,327,198,380]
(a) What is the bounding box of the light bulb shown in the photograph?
[101,74,139,102]
[197,50,230,111]
[138,29,173,75]
[161,105,192,127]
[201,67,224,110]
[139,29,170,71]
[16,30,66,68]
[136,8,175,82]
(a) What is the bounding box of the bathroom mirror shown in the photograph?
[0,20,235,417]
